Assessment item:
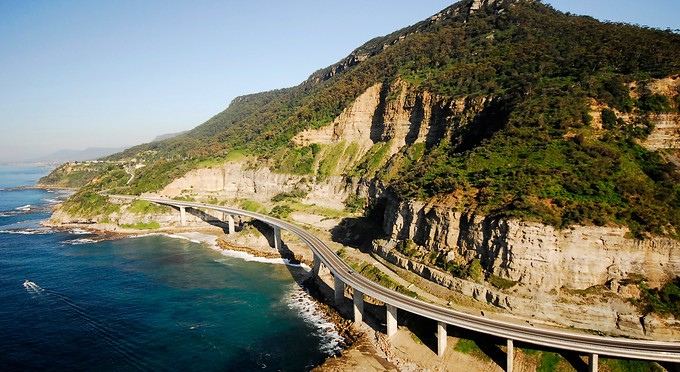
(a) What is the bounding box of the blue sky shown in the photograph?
[1,0,678,162]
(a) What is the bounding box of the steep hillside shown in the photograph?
[40,0,680,337]
[45,0,680,238]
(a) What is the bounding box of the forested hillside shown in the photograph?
[44,0,680,237]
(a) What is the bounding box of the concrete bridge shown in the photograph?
[114,195,680,371]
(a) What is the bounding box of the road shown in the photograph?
[116,195,680,363]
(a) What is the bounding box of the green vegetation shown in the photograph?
[536,352,562,372]
[171,195,196,202]
[271,190,308,202]
[270,205,292,219]
[395,239,419,258]
[338,247,418,298]
[272,144,320,175]
[453,339,489,360]
[633,277,680,318]
[61,191,120,219]
[127,200,169,214]
[344,195,366,213]
[602,358,665,372]
[317,141,347,181]
[287,201,348,219]
[238,199,266,213]
[349,141,392,177]
[488,274,517,290]
[44,0,680,237]
[120,221,160,229]
[350,262,418,298]
[40,162,127,189]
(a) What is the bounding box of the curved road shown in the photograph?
[122,196,680,363]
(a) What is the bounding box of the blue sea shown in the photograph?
[0,165,341,371]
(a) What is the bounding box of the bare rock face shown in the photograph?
[642,113,680,150]
[158,162,351,210]
[293,83,381,157]
[294,79,458,160]
[372,240,680,339]
[383,197,680,291]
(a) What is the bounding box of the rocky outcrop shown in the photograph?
[383,197,680,291]
[158,162,352,210]
[642,113,680,150]
[294,79,458,159]
[372,240,680,339]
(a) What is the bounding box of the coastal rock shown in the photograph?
[382,197,680,291]
[371,242,680,339]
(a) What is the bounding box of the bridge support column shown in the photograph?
[386,304,397,338]
[334,275,344,305]
[179,206,186,226]
[353,289,364,324]
[312,254,321,276]
[273,226,282,250]
[437,322,447,357]
[589,353,598,372]
[506,339,514,372]
[223,213,235,234]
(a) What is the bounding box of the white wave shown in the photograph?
[0,228,55,235]
[285,285,344,356]
[42,198,60,204]
[130,232,204,245]
[0,212,12,217]
[68,228,91,235]
[16,204,31,211]
[214,249,310,269]
[24,280,45,295]
[63,238,98,245]
[46,190,54,193]
[133,232,311,269]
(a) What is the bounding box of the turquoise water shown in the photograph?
[0,165,339,371]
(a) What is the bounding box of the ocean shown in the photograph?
[0,165,341,371]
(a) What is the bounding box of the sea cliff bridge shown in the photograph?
[112,195,680,372]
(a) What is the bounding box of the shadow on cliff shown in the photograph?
[330,202,388,252]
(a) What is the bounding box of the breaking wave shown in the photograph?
[285,284,344,356]
[0,227,55,235]
[63,238,98,245]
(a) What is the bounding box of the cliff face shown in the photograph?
[157,79,680,296]
[293,80,460,159]
[383,197,680,291]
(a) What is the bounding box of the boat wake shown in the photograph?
[23,280,45,295]
[22,280,154,370]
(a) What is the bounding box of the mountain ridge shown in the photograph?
[44,0,680,238]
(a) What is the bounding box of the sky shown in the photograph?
[1,0,679,163]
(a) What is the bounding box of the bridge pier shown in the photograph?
[273,226,282,250]
[353,289,364,324]
[222,213,235,234]
[179,206,186,226]
[437,322,447,357]
[589,353,598,372]
[386,304,398,337]
[312,254,321,276]
[506,339,514,372]
[334,275,344,305]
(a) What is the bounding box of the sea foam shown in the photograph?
[285,284,344,356]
